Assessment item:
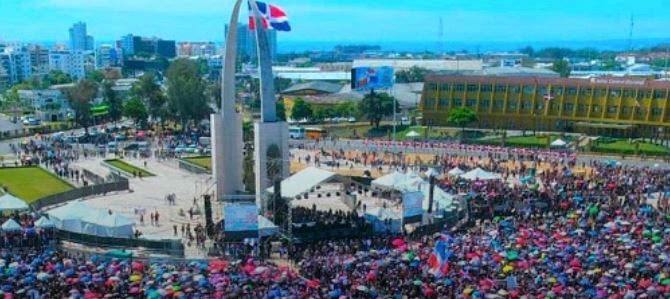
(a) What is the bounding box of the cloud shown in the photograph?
[40,0,230,15]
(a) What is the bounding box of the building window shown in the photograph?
[609,89,621,97]
[636,107,646,116]
[592,105,600,113]
[466,99,477,107]
[655,90,667,99]
[652,108,663,116]
[494,100,504,109]
[507,101,517,110]
[453,98,462,106]
[467,84,479,92]
[566,87,577,96]
[579,88,592,96]
[439,99,449,107]
[621,107,630,115]
[521,101,531,109]
[607,105,618,113]
[495,85,507,93]
[538,86,547,95]
[523,85,534,95]
[440,84,450,91]
[535,103,544,111]
[645,91,653,98]
[636,90,644,99]
[454,84,465,92]
[623,89,633,98]
[548,104,557,111]
[510,86,520,93]
[592,89,605,97]
[426,83,438,91]
[554,87,564,96]
[577,104,587,112]
[480,100,490,108]
[424,99,435,108]
[481,85,493,92]
[563,103,574,111]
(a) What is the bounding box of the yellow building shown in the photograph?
[421,75,670,137]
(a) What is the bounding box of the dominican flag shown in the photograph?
[248,1,291,32]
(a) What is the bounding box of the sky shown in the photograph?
[1,0,670,45]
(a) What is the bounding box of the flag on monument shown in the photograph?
[248,1,291,32]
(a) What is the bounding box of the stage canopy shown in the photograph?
[460,168,501,181]
[267,167,337,198]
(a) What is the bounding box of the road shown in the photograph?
[290,139,670,169]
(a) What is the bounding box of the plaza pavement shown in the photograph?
[71,155,214,257]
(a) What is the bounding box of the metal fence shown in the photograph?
[57,230,185,257]
[31,180,130,210]
[178,159,210,174]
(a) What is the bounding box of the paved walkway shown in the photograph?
[72,156,214,257]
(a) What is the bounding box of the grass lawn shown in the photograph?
[105,159,155,177]
[0,167,74,203]
[183,156,212,171]
[593,140,670,156]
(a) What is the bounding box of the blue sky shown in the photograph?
[1,0,669,44]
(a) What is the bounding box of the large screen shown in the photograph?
[224,203,259,232]
[351,66,394,91]
[403,191,424,223]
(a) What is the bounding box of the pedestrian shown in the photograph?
[173,225,177,236]
[155,211,160,225]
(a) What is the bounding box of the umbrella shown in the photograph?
[1,219,21,232]
[405,131,421,138]
[34,217,56,229]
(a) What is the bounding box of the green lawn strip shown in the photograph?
[105,159,155,177]
[0,166,74,204]
[593,140,669,156]
[183,156,212,170]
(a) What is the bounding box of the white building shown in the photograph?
[95,44,123,69]
[49,50,85,80]
[17,89,71,121]
[352,59,484,72]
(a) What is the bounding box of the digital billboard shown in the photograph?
[351,66,394,91]
[224,203,259,239]
[402,191,424,224]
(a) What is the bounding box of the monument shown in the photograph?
[212,0,289,215]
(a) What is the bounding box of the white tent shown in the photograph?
[364,207,402,233]
[460,168,501,181]
[371,172,408,189]
[82,211,134,238]
[0,193,29,212]
[1,219,21,232]
[47,201,92,233]
[258,215,278,237]
[34,216,56,228]
[424,168,440,178]
[405,130,421,138]
[550,139,567,147]
[266,167,336,198]
[447,167,464,176]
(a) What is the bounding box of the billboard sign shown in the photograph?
[351,66,394,91]
[224,203,259,239]
[402,191,424,223]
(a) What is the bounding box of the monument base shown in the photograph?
[254,121,290,214]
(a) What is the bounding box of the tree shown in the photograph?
[123,97,148,125]
[551,59,571,78]
[275,97,286,121]
[65,80,98,133]
[447,107,478,134]
[132,72,165,122]
[290,98,312,121]
[358,91,397,128]
[103,81,123,123]
[396,66,429,83]
[44,70,73,86]
[519,46,535,57]
[85,70,105,83]
[209,82,222,110]
[166,59,212,126]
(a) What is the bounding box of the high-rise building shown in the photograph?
[0,47,33,85]
[177,42,217,57]
[29,45,50,76]
[69,22,94,51]
[117,35,176,59]
[49,50,85,80]
[95,44,122,69]
[225,23,277,62]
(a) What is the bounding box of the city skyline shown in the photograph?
[1,0,670,46]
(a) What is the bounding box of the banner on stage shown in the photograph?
[403,191,424,223]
